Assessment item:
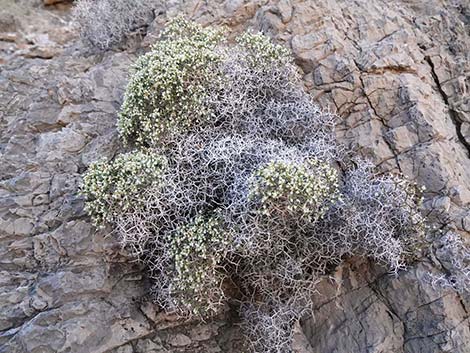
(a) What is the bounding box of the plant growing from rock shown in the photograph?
[81,17,434,353]
[72,0,156,50]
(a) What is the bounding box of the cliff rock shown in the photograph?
[0,1,468,352]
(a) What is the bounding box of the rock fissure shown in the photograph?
[424,55,470,159]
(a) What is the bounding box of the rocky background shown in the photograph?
[0,0,469,352]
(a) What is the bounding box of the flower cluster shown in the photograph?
[161,15,226,43]
[81,150,166,225]
[249,159,340,221]
[168,214,230,317]
[237,32,291,67]
[118,17,225,146]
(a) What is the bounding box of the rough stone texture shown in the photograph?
[0,0,469,352]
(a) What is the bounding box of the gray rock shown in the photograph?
[0,0,469,352]
[168,333,192,347]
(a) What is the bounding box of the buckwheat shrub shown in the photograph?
[80,18,432,353]
[236,31,291,67]
[241,304,300,353]
[338,161,426,271]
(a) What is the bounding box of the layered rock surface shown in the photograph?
[0,0,468,352]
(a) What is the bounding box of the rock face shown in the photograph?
[0,1,468,352]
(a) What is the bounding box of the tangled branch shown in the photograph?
[73,0,156,50]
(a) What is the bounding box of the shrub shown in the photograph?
[241,304,299,353]
[72,0,155,50]
[81,18,436,353]
[210,36,304,136]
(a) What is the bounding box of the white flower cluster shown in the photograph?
[168,214,230,316]
[118,17,224,146]
[81,150,166,225]
[249,159,340,221]
[237,31,292,67]
[80,18,432,353]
